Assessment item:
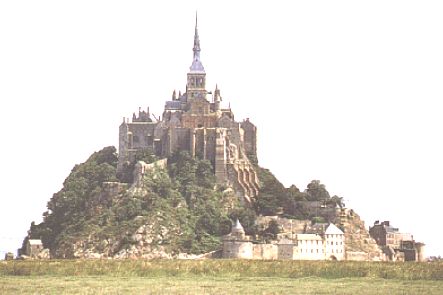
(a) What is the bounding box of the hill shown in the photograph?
[21,145,380,259]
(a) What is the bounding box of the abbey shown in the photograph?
[117,17,259,203]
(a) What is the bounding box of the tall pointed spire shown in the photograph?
[189,12,204,73]
[193,12,200,58]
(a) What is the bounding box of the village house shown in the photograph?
[24,239,43,258]
[223,220,345,260]
[369,220,425,261]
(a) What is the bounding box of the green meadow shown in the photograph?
[1,260,442,294]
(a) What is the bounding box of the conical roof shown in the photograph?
[231,219,245,234]
[189,13,205,73]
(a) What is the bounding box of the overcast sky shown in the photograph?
[1,1,442,258]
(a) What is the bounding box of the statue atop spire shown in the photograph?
[190,12,205,73]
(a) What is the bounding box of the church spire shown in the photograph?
[193,12,200,59]
[189,12,204,73]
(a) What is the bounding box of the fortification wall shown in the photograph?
[277,243,295,260]
[222,240,253,259]
[241,119,257,158]
[132,159,168,188]
[249,244,278,260]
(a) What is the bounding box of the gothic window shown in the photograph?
[128,133,133,148]
[133,135,139,143]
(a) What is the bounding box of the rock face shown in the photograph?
[249,213,385,261]
[68,214,184,259]
[337,209,385,261]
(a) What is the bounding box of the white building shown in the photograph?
[324,223,345,260]
[223,221,346,261]
[292,223,345,260]
[295,234,325,260]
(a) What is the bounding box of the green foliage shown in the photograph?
[262,220,280,240]
[255,172,341,223]
[327,195,345,209]
[311,216,327,224]
[117,149,157,183]
[134,148,157,163]
[287,185,307,201]
[228,207,258,236]
[306,180,330,201]
[25,146,118,251]
[24,148,234,257]
[255,167,287,215]
[23,144,347,258]
[2,260,442,281]
[167,151,229,254]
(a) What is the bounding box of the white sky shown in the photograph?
[1,1,442,258]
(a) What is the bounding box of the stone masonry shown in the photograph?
[117,16,259,204]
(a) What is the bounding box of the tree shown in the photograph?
[327,195,345,209]
[262,220,280,240]
[255,167,288,215]
[306,180,330,201]
[23,146,118,252]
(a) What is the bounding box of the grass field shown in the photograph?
[1,260,442,294]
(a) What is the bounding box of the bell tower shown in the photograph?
[187,13,207,101]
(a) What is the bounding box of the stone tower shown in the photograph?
[186,14,206,103]
[117,15,259,204]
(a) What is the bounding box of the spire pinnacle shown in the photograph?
[189,12,204,73]
[193,12,201,59]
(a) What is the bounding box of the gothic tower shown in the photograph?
[118,14,260,204]
[186,14,207,103]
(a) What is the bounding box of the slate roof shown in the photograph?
[325,223,344,235]
[231,219,245,233]
[165,101,182,110]
[296,234,323,241]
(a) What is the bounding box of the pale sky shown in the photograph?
[1,1,442,258]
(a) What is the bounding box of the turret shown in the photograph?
[214,84,221,111]
[230,219,246,239]
[117,118,130,175]
[187,13,207,101]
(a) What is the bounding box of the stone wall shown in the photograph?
[255,216,310,235]
[132,159,168,188]
[277,243,295,260]
[252,244,278,260]
[241,119,257,158]
[346,251,371,261]
[223,240,253,259]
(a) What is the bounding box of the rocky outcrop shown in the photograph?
[338,208,385,261]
